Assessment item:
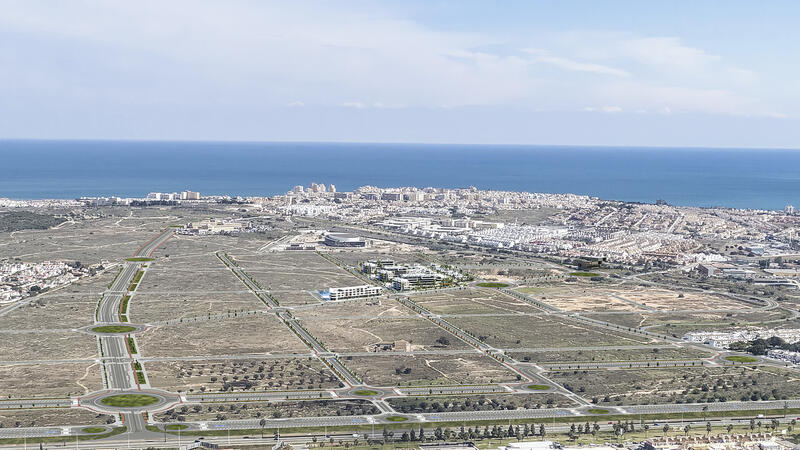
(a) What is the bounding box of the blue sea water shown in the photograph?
[1,140,799,210]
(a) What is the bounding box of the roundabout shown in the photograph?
[345,386,388,398]
[79,389,181,413]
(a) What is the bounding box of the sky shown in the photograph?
[1,0,799,147]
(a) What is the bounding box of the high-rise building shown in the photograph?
[786,205,795,214]
[329,184,336,193]
[181,190,200,200]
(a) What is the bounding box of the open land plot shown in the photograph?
[522,285,754,313]
[0,363,102,398]
[136,315,309,357]
[511,346,714,364]
[0,297,98,331]
[0,408,113,428]
[586,310,797,335]
[270,290,325,307]
[547,365,800,406]
[293,298,414,321]
[344,354,518,387]
[0,332,97,361]
[414,288,543,315]
[156,399,379,422]
[0,218,163,265]
[300,317,471,352]
[448,315,658,349]
[388,393,576,413]
[136,263,246,294]
[130,291,267,324]
[230,252,363,292]
[146,358,342,394]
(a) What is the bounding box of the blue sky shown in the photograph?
[1,0,799,147]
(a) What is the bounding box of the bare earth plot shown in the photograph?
[130,291,267,324]
[232,252,363,292]
[0,408,113,427]
[156,399,379,422]
[136,315,309,357]
[587,310,796,335]
[2,218,170,264]
[511,346,714,364]
[293,299,414,320]
[146,357,341,394]
[547,366,800,406]
[0,331,97,361]
[0,363,102,398]
[526,285,754,313]
[448,315,658,349]
[415,288,543,315]
[136,262,246,294]
[300,317,470,352]
[344,354,518,387]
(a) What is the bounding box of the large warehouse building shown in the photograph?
[324,233,369,248]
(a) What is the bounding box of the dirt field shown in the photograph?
[136,315,309,357]
[344,354,518,386]
[130,291,267,324]
[292,298,414,321]
[231,252,364,292]
[415,288,543,315]
[522,285,755,313]
[0,331,98,361]
[0,362,102,398]
[512,346,714,364]
[146,357,342,393]
[301,317,470,352]
[448,315,658,349]
[0,408,113,427]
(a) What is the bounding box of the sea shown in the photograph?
[1,140,799,211]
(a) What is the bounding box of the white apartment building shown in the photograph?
[181,190,200,200]
[328,285,383,301]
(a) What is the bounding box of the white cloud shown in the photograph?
[0,0,791,128]
[525,49,629,77]
[584,106,624,113]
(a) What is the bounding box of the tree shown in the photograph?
[539,424,546,440]
[684,424,691,436]
[662,424,670,436]
[259,418,266,438]
[706,422,712,436]
[643,424,650,437]
[726,424,734,435]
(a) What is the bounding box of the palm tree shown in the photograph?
[684,424,691,437]
[663,424,670,437]
[726,424,734,435]
[706,422,712,436]
[259,418,266,438]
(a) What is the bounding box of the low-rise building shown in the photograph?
[328,285,383,301]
